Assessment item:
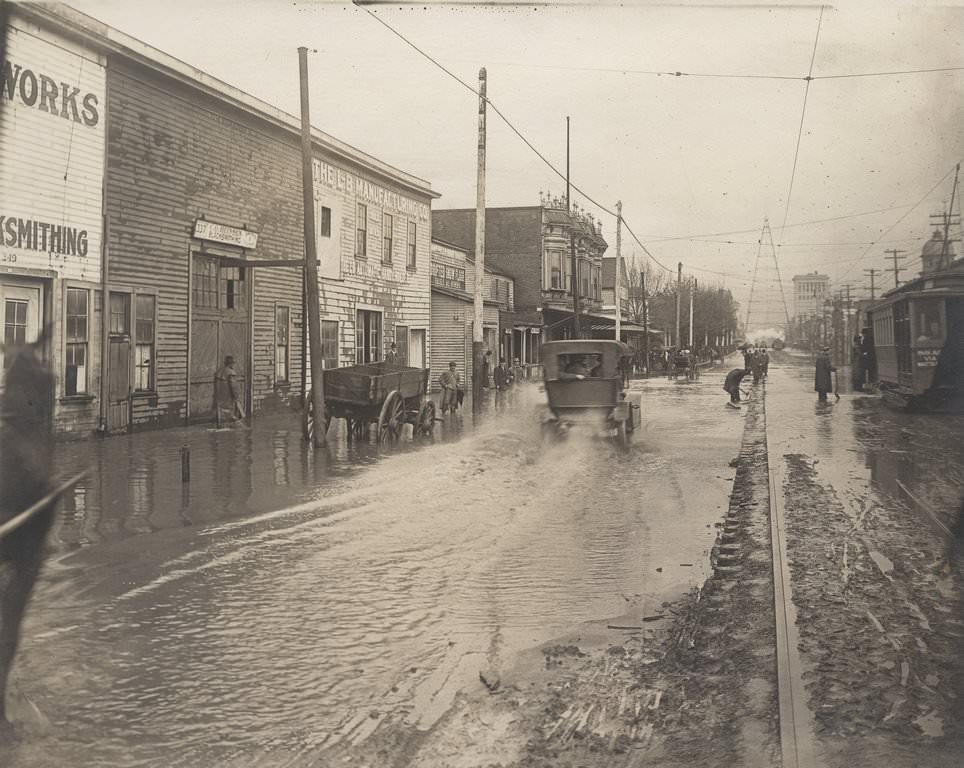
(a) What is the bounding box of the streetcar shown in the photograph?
[867,260,964,411]
[540,340,641,446]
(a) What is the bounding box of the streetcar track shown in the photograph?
[763,382,819,768]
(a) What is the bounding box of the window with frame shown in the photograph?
[321,320,339,370]
[220,266,246,311]
[109,292,130,335]
[355,310,382,364]
[275,305,290,383]
[395,326,408,366]
[65,287,89,395]
[192,256,218,308]
[383,213,393,265]
[356,203,368,258]
[550,250,563,289]
[3,299,27,353]
[406,221,417,269]
[320,206,332,238]
[134,295,156,391]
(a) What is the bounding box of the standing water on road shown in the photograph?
[7,371,743,767]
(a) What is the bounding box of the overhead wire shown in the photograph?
[836,162,961,280]
[778,5,824,243]
[353,2,961,294]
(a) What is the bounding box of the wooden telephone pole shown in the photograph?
[863,268,879,299]
[885,248,906,288]
[567,117,580,338]
[615,201,622,342]
[472,68,487,413]
[298,47,326,446]
[675,262,682,348]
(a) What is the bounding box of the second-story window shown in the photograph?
[356,203,368,258]
[383,213,393,265]
[407,221,417,269]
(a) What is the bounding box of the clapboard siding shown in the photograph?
[106,62,306,429]
[431,293,471,392]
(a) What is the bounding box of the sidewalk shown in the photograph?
[765,353,964,767]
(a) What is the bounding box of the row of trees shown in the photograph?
[625,260,742,349]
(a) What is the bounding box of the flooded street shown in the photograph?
[6,372,742,768]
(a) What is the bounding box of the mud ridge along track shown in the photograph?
[764,385,818,768]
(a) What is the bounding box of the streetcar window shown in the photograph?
[912,299,945,344]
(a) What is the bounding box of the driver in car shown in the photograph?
[560,354,593,380]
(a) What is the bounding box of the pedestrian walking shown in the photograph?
[439,362,461,414]
[723,367,749,408]
[385,342,399,364]
[751,349,764,384]
[815,346,836,402]
[851,334,865,391]
[214,355,243,426]
[761,347,770,378]
[493,357,512,391]
[480,351,492,390]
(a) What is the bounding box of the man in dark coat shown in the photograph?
[815,346,836,401]
[723,367,749,407]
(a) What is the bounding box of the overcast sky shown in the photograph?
[68,0,964,328]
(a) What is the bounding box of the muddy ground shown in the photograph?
[320,392,781,768]
[782,449,964,768]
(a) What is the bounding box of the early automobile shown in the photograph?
[541,340,642,446]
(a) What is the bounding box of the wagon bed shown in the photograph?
[304,361,435,443]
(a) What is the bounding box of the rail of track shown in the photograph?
[762,384,819,768]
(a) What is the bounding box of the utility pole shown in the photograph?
[641,267,649,375]
[688,278,695,348]
[863,268,879,299]
[939,163,960,270]
[472,68,487,413]
[615,200,622,342]
[567,117,580,338]
[675,262,682,348]
[297,47,326,447]
[885,248,907,288]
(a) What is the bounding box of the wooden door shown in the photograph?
[107,292,132,433]
[409,329,426,370]
[0,281,43,391]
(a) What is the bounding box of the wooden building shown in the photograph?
[0,8,107,437]
[429,239,513,391]
[9,3,437,436]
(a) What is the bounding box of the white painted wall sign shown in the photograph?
[0,20,105,281]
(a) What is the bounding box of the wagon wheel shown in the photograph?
[415,400,436,437]
[302,397,332,443]
[378,390,404,443]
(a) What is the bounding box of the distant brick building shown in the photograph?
[432,195,608,365]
